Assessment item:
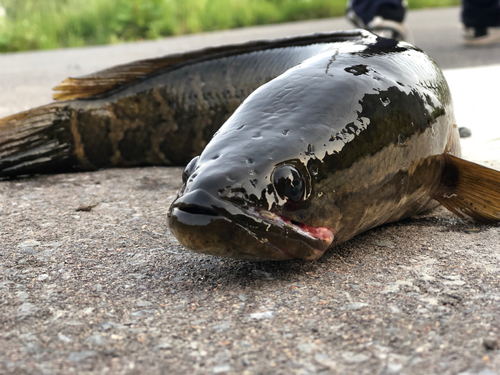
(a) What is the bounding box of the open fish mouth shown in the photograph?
[168,189,334,261]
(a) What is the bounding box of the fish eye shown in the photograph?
[182,156,199,184]
[272,165,305,203]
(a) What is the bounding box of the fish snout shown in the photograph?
[168,189,334,261]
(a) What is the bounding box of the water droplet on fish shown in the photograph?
[249,170,254,176]
[246,158,254,165]
[282,129,290,136]
[317,192,324,198]
[252,133,262,139]
[211,154,220,160]
[250,179,257,188]
[381,97,391,106]
[310,165,319,176]
[237,125,245,130]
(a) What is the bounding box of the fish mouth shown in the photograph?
[168,189,334,261]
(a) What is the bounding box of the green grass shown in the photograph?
[0,0,460,52]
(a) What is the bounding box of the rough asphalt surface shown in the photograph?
[1,7,500,375]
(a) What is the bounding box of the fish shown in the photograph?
[167,32,500,261]
[1,30,500,262]
[0,31,366,177]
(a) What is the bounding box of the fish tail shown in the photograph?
[0,103,75,178]
[433,153,500,224]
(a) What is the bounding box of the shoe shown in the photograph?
[463,26,500,46]
[367,16,408,42]
[345,1,412,43]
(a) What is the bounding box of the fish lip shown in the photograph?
[168,189,334,261]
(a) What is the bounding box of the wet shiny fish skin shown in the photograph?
[168,35,462,260]
[0,32,363,177]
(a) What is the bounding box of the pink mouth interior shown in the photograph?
[251,207,334,245]
[280,216,334,243]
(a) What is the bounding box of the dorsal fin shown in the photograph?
[52,30,366,101]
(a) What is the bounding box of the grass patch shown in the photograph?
[0,0,460,52]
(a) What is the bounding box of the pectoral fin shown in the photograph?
[433,153,500,224]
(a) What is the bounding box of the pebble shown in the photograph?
[342,352,369,363]
[314,353,337,369]
[483,337,499,350]
[347,302,368,310]
[37,274,49,282]
[85,334,107,346]
[58,333,72,343]
[68,351,97,362]
[386,363,403,373]
[298,343,316,354]
[18,240,41,248]
[18,247,36,255]
[100,322,118,331]
[22,341,41,354]
[212,321,232,333]
[17,302,39,320]
[131,309,156,317]
[248,311,274,320]
[212,364,231,374]
[154,341,173,350]
[458,127,472,138]
[16,291,29,301]
[373,240,396,249]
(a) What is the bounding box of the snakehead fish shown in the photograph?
[1,30,500,261]
[167,32,500,260]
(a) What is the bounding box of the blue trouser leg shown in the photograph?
[462,0,500,28]
[350,0,405,25]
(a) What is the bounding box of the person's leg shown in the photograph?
[462,0,500,45]
[346,0,410,41]
[349,0,405,26]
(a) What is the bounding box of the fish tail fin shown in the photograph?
[0,104,74,178]
[433,153,500,224]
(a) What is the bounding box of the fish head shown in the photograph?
[168,142,336,260]
[167,102,341,261]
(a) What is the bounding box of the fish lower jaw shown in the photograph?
[250,208,335,257]
[168,190,334,261]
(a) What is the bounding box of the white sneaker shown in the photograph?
[463,26,500,46]
[367,16,413,43]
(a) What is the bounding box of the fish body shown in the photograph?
[168,34,500,261]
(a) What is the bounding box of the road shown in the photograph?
[1,6,500,375]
